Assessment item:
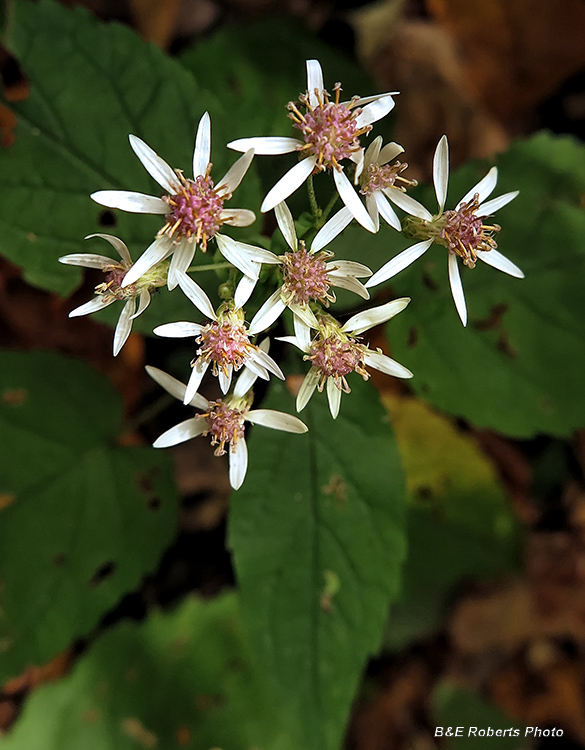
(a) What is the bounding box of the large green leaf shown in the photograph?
[331,133,585,437]
[1,593,295,750]
[382,395,520,649]
[0,350,178,684]
[0,0,260,310]
[229,377,407,750]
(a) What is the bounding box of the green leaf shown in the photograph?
[0,350,178,684]
[381,395,520,649]
[1,593,296,750]
[333,133,585,437]
[433,683,526,748]
[0,0,260,303]
[229,377,407,750]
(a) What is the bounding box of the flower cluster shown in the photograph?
[61,59,523,488]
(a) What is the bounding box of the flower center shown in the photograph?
[307,331,368,393]
[361,161,416,196]
[440,196,500,268]
[96,260,169,302]
[288,84,369,171]
[162,170,227,250]
[196,310,252,376]
[281,242,334,307]
[201,400,246,456]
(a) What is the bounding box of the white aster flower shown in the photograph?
[59,233,167,356]
[246,201,372,334]
[280,298,413,418]
[146,352,308,490]
[153,271,284,404]
[228,59,397,232]
[91,112,256,291]
[366,134,523,326]
[314,136,418,241]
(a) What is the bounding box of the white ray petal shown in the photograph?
[153,321,203,338]
[476,249,525,278]
[289,302,319,330]
[168,240,195,290]
[250,347,285,380]
[59,253,115,269]
[326,260,372,277]
[243,357,269,381]
[219,366,233,394]
[145,365,187,402]
[228,136,301,155]
[233,361,262,398]
[217,149,254,195]
[90,190,168,214]
[294,315,312,351]
[306,59,324,107]
[274,201,298,251]
[85,233,133,264]
[220,208,256,227]
[378,141,404,165]
[459,166,498,207]
[347,92,399,107]
[215,233,262,278]
[246,409,308,433]
[364,351,413,379]
[296,369,320,412]
[218,236,279,266]
[311,207,353,252]
[329,275,369,299]
[333,168,376,232]
[386,189,433,221]
[261,157,317,213]
[433,135,449,212]
[249,289,286,335]
[184,359,211,404]
[177,272,217,320]
[130,289,151,319]
[342,297,411,335]
[448,253,467,326]
[366,193,380,231]
[193,112,211,178]
[476,191,519,217]
[68,295,115,317]
[354,95,395,127]
[121,236,173,288]
[229,439,248,490]
[327,378,342,419]
[365,239,433,288]
[113,298,136,356]
[353,148,366,182]
[153,417,206,449]
[129,134,181,193]
[375,190,402,231]
[363,136,382,170]
[234,273,258,308]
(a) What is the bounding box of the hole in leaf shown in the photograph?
[136,469,161,511]
[407,326,418,348]
[422,272,439,292]
[474,302,508,331]
[98,210,117,227]
[89,561,116,587]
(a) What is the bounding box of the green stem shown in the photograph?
[317,192,340,228]
[307,175,321,219]
[187,262,233,273]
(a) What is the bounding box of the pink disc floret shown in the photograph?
[281,243,333,306]
[164,173,226,248]
[203,400,246,456]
